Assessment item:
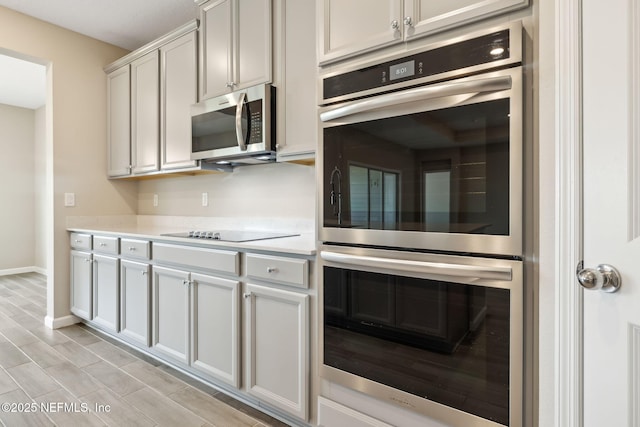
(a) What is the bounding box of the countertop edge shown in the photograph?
[67,226,318,257]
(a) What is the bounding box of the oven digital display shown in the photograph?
[389,60,415,81]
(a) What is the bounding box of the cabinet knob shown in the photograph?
[391,20,399,30]
[226,82,236,88]
[128,247,136,251]
[243,292,251,299]
[99,243,107,247]
[404,16,413,27]
[267,267,278,274]
[141,271,147,276]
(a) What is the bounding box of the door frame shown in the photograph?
[541,0,584,426]
[548,0,640,426]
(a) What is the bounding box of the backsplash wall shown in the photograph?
[137,162,316,219]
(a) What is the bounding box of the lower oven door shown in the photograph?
[320,245,523,427]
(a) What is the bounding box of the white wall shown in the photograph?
[0,103,35,272]
[138,162,316,220]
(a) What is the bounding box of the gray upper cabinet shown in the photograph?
[160,31,198,171]
[131,51,160,175]
[274,0,317,162]
[107,65,131,177]
[105,21,201,179]
[199,0,272,100]
[317,0,529,65]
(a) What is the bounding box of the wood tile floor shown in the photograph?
[0,273,289,427]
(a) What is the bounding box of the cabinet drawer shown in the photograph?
[70,233,92,250]
[246,254,308,289]
[153,243,239,276]
[121,238,151,260]
[93,236,119,255]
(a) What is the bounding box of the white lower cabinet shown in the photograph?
[120,260,151,347]
[70,250,92,321]
[152,265,190,364]
[92,255,119,333]
[244,283,309,420]
[190,273,241,388]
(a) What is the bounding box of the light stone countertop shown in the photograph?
[67,216,317,256]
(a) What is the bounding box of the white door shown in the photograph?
[582,1,640,426]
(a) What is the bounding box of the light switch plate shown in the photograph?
[202,192,208,207]
[64,192,75,207]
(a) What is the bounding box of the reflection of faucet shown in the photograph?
[329,166,342,225]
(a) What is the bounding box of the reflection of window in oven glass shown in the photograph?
[349,165,399,230]
[424,170,451,231]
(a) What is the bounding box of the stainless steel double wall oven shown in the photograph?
[318,22,529,427]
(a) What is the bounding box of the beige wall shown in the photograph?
[34,105,47,271]
[0,6,136,324]
[0,104,35,272]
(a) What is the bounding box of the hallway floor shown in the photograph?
[0,273,288,427]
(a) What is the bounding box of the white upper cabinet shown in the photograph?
[131,51,160,175]
[160,31,198,170]
[318,0,528,65]
[199,0,272,100]
[318,0,402,65]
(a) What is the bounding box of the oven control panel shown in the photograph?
[321,24,521,103]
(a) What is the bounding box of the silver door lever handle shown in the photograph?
[576,262,621,293]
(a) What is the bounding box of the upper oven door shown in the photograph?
[319,67,523,256]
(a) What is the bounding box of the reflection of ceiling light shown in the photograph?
[490,47,505,56]
[216,160,231,165]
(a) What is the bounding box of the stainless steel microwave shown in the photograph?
[191,84,275,165]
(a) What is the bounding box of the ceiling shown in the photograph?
[0,0,198,109]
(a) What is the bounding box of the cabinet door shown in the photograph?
[235,0,272,90]
[403,0,529,40]
[70,250,92,320]
[152,266,190,364]
[92,255,119,333]
[244,284,309,420]
[276,0,317,161]
[107,65,131,177]
[131,50,160,174]
[190,273,240,387]
[161,30,198,171]
[317,0,402,65]
[120,260,151,347]
[200,0,233,100]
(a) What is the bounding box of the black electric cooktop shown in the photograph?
[161,230,299,242]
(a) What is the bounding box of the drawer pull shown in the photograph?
[267,267,278,273]
[243,293,251,299]
[75,239,82,243]
[99,243,107,247]
[141,271,147,276]
[128,247,136,251]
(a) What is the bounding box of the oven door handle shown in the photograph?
[320,75,512,123]
[321,251,512,281]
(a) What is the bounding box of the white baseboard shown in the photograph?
[0,266,47,277]
[44,314,81,330]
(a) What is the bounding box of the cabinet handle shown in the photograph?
[99,243,107,247]
[128,247,136,251]
[404,16,413,27]
[391,20,399,30]
[84,258,91,263]
[141,271,147,276]
[75,239,82,243]
[183,279,193,286]
[243,292,251,299]
[266,267,278,274]
[226,82,236,88]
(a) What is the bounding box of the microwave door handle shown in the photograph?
[235,91,248,151]
[320,75,512,123]
[320,251,512,281]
